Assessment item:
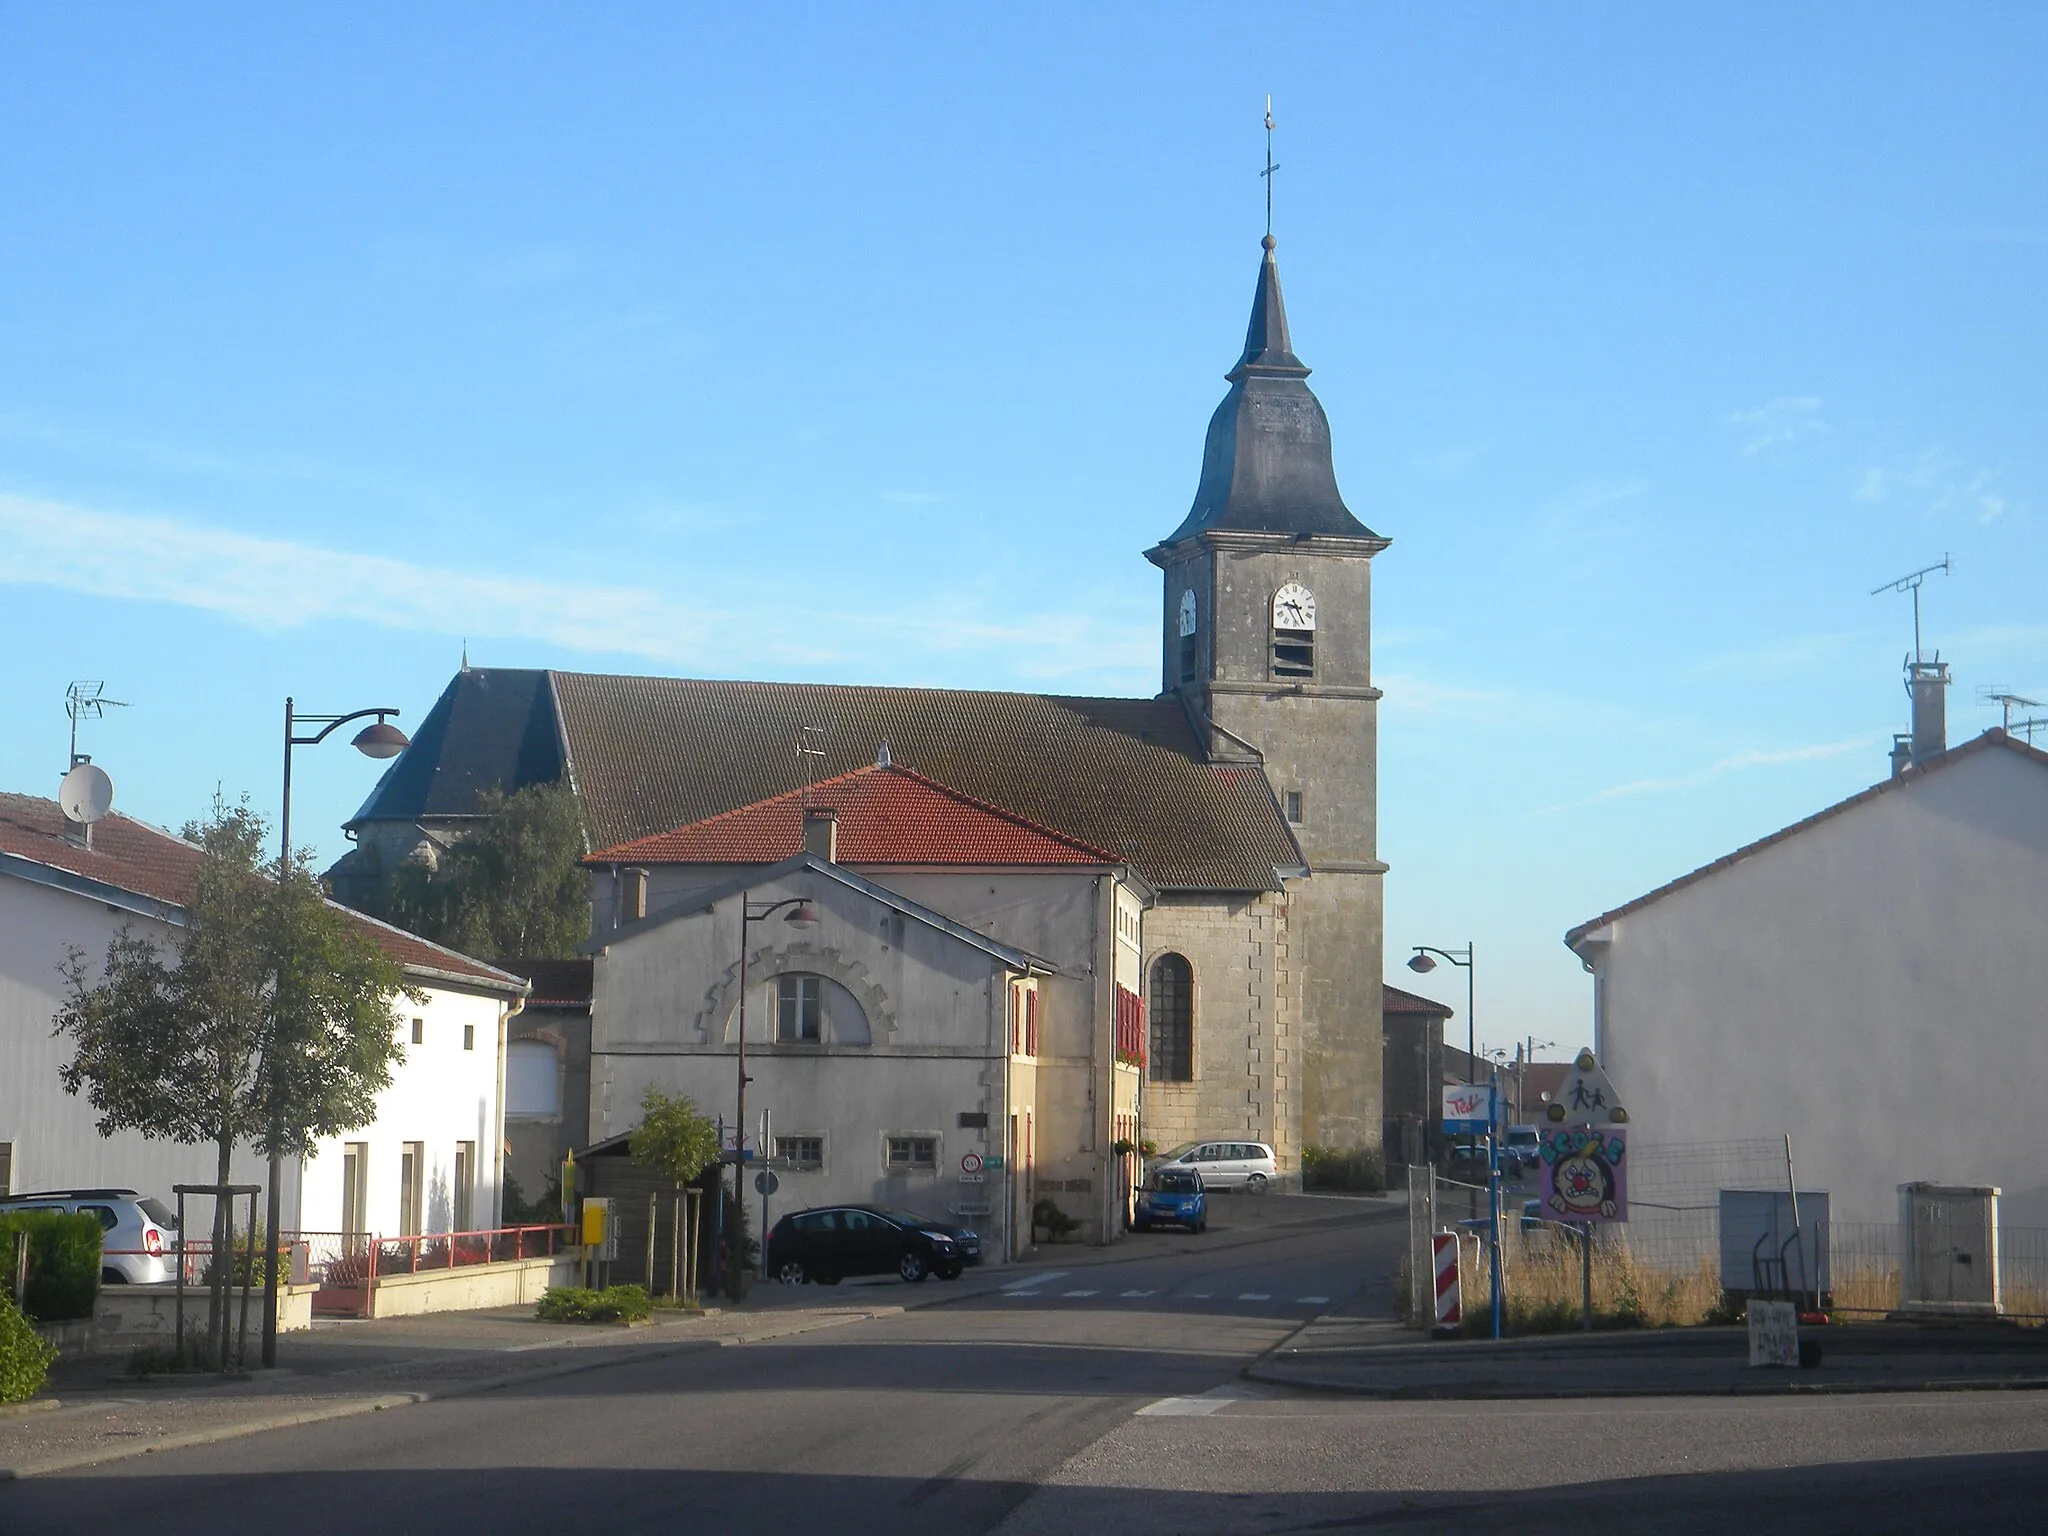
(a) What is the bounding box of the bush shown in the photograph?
[0,1290,57,1403]
[0,1210,102,1321]
[1301,1145,1385,1193]
[535,1284,651,1324]
[1032,1197,1078,1240]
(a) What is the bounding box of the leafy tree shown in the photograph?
[629,1087,720,1189]
[387,781,588,960]
[54,798,414,1359]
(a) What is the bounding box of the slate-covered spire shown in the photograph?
[1157,238,1380,546]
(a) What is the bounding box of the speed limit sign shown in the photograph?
[960,1151,984,1175]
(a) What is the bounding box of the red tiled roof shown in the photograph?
[1564,729,2048,948]
[1382,982,1454,1018]
[585,764,1119,868]
[0,791,523,993]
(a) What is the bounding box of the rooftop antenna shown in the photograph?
[795,725,826,809]
[2009,716,2048,747]
[65,680,129,768]
[1869,554,1951,664]
[1261,95,1280,240]
[1976,685,2041,733]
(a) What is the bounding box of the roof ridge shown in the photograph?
[872,763,1121,862]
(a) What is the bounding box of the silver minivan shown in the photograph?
[0,1188,179,1284]
[1148,1140,1278,1193]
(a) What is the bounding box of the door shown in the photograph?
[341,1143,369,1246]
[1191,1143,1229,1186]
[837,1209,889,1275]
[453,1143,475,1233]
[399,1143,424,1237]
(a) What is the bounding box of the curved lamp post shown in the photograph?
[730,895,818,1285]
[264,699,408,1367]
[1407,941,1502,1338]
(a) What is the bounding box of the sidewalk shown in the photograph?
[1249,1316,2048,1399]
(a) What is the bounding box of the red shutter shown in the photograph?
[1025,989,1039,1057]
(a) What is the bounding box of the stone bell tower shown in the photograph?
[1147,235,1391,1153]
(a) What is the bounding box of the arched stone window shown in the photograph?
[1148,953,1194,1082]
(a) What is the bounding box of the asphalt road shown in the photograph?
[8,1201,2048,1535]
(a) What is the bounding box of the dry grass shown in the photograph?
[1452,1227,1722,1332]
[1827,1260,1900,1317]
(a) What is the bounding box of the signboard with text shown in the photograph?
[1537,1126,1628,1222]
[1442,1083,1493,1133]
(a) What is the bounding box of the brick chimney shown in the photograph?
[803,807,839,862]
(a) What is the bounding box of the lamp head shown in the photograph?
[784,902,819,928]
[1406,951,1436,974]
[352,720,410,759]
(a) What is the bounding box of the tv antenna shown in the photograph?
[65,680,129,767]
[1976,685,2042,732]
[1869,555,1950,664]
[795,725,827,808]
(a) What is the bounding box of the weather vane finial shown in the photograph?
[1261,95,1280,243]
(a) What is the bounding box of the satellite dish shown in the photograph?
[59,762,114,825]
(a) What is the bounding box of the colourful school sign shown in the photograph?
[1538,1126,1628,1222]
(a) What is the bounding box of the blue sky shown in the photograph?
[3,6,2044,1060]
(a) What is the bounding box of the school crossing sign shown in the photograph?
[1539,1048,1630,1224]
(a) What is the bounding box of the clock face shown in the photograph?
[1273,582,1316,631]
[1178,589,1198,637]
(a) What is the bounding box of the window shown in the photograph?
[411,1018,425,1045]
[1148,953,1194,1082]
[1025,989,1039,1057]
[80,1204,119,1232]
[341,1143,369,1237]
[506,1040,561,1117]
[399,1142,424,1237]
[886,1135,938,1172]
[1271,582,1316,678]
[0,1141,11,1196]
[1285,790,1303,824]
[777,975,822,1042]
[776,1135,825,1169]
[453,1143,475,1232]
[463,1024,475,1051]
[1178,588,1199,684]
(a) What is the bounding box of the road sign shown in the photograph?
[1441,1083,1492,1132]
[753,1170,779,1195]
[957,1173,985,1185]
[1537,1126,1627,1222]
[983,1155,1004,1170]
[960,1151,984,1175]
[1545,1049,1627,1128]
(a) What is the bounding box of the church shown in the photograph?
[333,233,1392,1180]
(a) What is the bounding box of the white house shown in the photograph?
[582,762,1154,1257]
[1565,729,2048,1223]
[0,789,528,1245]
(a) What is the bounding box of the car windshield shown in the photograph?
[875,1208,939,1230]
[1506,1129,1538,1147]
[138,1197,178,1229]
[1155,1143,1200,1161]
[1151,1170,1200,1193]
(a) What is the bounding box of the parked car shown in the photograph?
[1146,1140,1278,1193]
[1131,1166,1207,1233]
[765,1204,982,1285]
[0,1188,179,1284]
[1503,1125,1542,1175]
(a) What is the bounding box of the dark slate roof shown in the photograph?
[1155,238,1384,548]
[1563,729,2048,948]
[551,673,1300,892]
[500,957,593,1007]
[347,667,563,830]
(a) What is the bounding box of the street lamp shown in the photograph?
[1409,941,1503,1338]
[730,895,818,1286]
[264,698,408,1368]
[1406,943,1475,1085]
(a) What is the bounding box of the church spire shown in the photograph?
[1154,238,1381,547]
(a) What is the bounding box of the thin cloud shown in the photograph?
[1545,737,1880,813]
[1725,397,1825,456]
[0,493,1148,685]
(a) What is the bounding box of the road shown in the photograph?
[6,1199,2047,1534]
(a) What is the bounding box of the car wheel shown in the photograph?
[899,1251,929,1283]
[936,1265,963,1281]
[1245,1173,1269,1195]
[776,1259,808,1285]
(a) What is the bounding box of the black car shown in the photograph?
[766,1204,983,1285]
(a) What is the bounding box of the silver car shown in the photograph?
[1147,1140,1278,1193]
[0,1188,180,1284]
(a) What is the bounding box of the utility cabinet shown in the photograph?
[1898,1183,2000,1317]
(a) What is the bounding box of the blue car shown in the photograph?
[1132,1166,1207,1232]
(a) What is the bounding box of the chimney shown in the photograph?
[1907,658,1949,768]
[803,807,839,862]
[620,867,648,924]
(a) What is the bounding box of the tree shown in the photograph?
[387,781,588,960]
[54,798,413,1360]
[630,1087,721,1300]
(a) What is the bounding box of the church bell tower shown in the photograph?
[1146,234,1391,1153]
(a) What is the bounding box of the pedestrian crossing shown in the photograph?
[994,1281,1335,1310]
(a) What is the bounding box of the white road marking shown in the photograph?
[1137,1385,1254,1418]
[1297,1295,1331,1305]
[1186,1292,1212,1299]
[1005,1290,1045,1299]
[1003,1271,1063,1292]
[1121,1289,1157,1297]
[1237,1292,1271,1301]
[1063,1289,1100,1298]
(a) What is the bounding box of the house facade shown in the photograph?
[1566,730,2048,1224]
[334,234,1391,1176]
[0,790,527,1245]
[582,765,1153,1254]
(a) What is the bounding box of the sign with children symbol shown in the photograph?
[1539,1126,1628,1223]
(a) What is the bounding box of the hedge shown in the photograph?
[0,1210,102,1321]
[0,1290,56,1403]
[535,1284,651,1323]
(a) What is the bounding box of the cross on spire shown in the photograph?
[1261,95,1280,240]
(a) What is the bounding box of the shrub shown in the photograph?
[1032,1197,1078,1240]
[0,1210,103,1321]
[0,1290,57,1403]
[1301,1145,1386,1194]
[535,1284,651,1324]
